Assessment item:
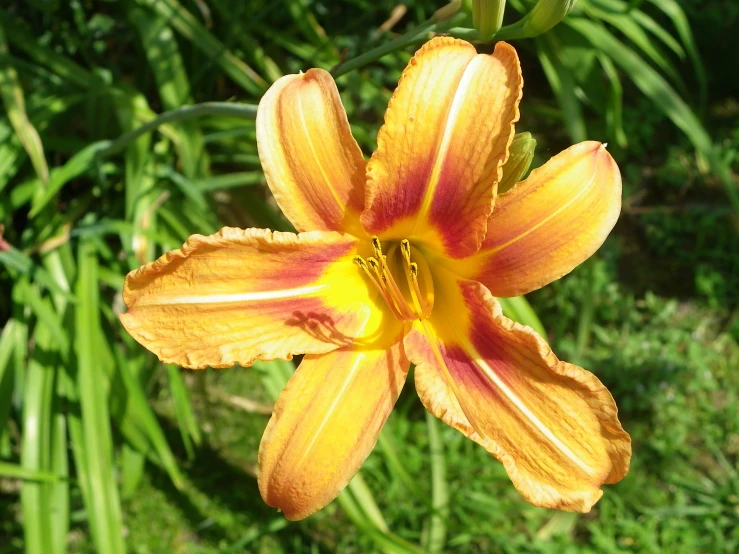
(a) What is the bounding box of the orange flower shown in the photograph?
[121,37,631,520]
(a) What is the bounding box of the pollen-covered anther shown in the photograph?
[401,241,433,319]
[355,238,435,321]
[353,253,414,320]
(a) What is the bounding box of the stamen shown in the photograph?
[354,256,405,320]
[354,256,415,320]
[400,239,411,264]
[399,246,431,320]
[355,239,433,321]
[371,236,384,259]
[378,260,415,320]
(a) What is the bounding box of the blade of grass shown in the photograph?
[75,239,126,554]
[376,430,424,499]
[0,24,49,183]
[128,7,207,179]
[0,94,83,193]
[11,280,30,430]
[537,35,587,143]
[0,461,59,481]
[196,171,263,191]
[0,247,76,299]
[166,364,201,460]
[423,411,448,554]
[25,289,70,357]
[647,0,707,111]
[120,445,147,499]
[0,320,16,443]
[331,10,467,78]
[50,367,70,554]
[584,5,685,90]
[21,322,56,554]
[567,17,739,216]
[134,0,267,94]
[113,89,156,263]
[572,259,596,366]
[100,102,257,159]
[345,473,389,532]
[598,53,628,148]
[498,296,547,337]
[0,12,92,87]
[114,350,184,488]
[28,140,112,217]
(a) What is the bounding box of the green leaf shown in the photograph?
[128,7,207,179]
[597,53,628,148]
[647,0,707,110]
[0,461,59,482]
[498,295,547,337]
[0,320,17,443]
[166,364,201,460]
[134,0,267,95]
[584,3,685,90]
[0,24,49,183]
[566,17,739,215]
[536,35,587,143]
[114,351,184,489]
[0,12,92,88]
[29,141,112,217]
[21,322,56,554]
[50,368,70,554]
[423,412,448,554]
[74,240,126,554]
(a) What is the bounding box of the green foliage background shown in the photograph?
[1,0,738,552]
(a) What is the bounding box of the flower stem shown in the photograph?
[100,102,258,159]
[331,11,468,78]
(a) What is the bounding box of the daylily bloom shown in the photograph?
[121,37,631,521]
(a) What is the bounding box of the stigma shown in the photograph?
[353,237,435,321]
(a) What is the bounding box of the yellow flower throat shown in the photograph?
[353,237,435,321]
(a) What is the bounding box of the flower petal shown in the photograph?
[405,276,630,511]
[257,69,366,234]
[361,37,522,258]
[464,142,621,297]
[121,228,386,369]
[258,334,408,520]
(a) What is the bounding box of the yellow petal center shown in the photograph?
[353,237,435,321]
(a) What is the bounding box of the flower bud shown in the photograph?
[498,132,536,194]
[433,0,463,22]
[472,0,506,38]
[496,0,577,40]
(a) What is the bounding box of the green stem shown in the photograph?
[331,12,468,78]
[100,102,258,158]
[425,411,448,554]
[447,27,483,40]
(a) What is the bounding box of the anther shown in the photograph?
[400,239,411,263]
[400,244,432,320]
[371,236,383,259]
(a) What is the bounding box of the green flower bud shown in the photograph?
[496,0,577,40]
[472,0,507,38]
[498,132,536,194]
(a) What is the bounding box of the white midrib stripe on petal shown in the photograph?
[137,284,328,306]
[412,55,485,235]
[484,154,600,256]
[460,338,595,476]
[292,352,367,470]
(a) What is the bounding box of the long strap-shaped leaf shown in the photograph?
[566,17,739,216]
[75,240,126,554]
